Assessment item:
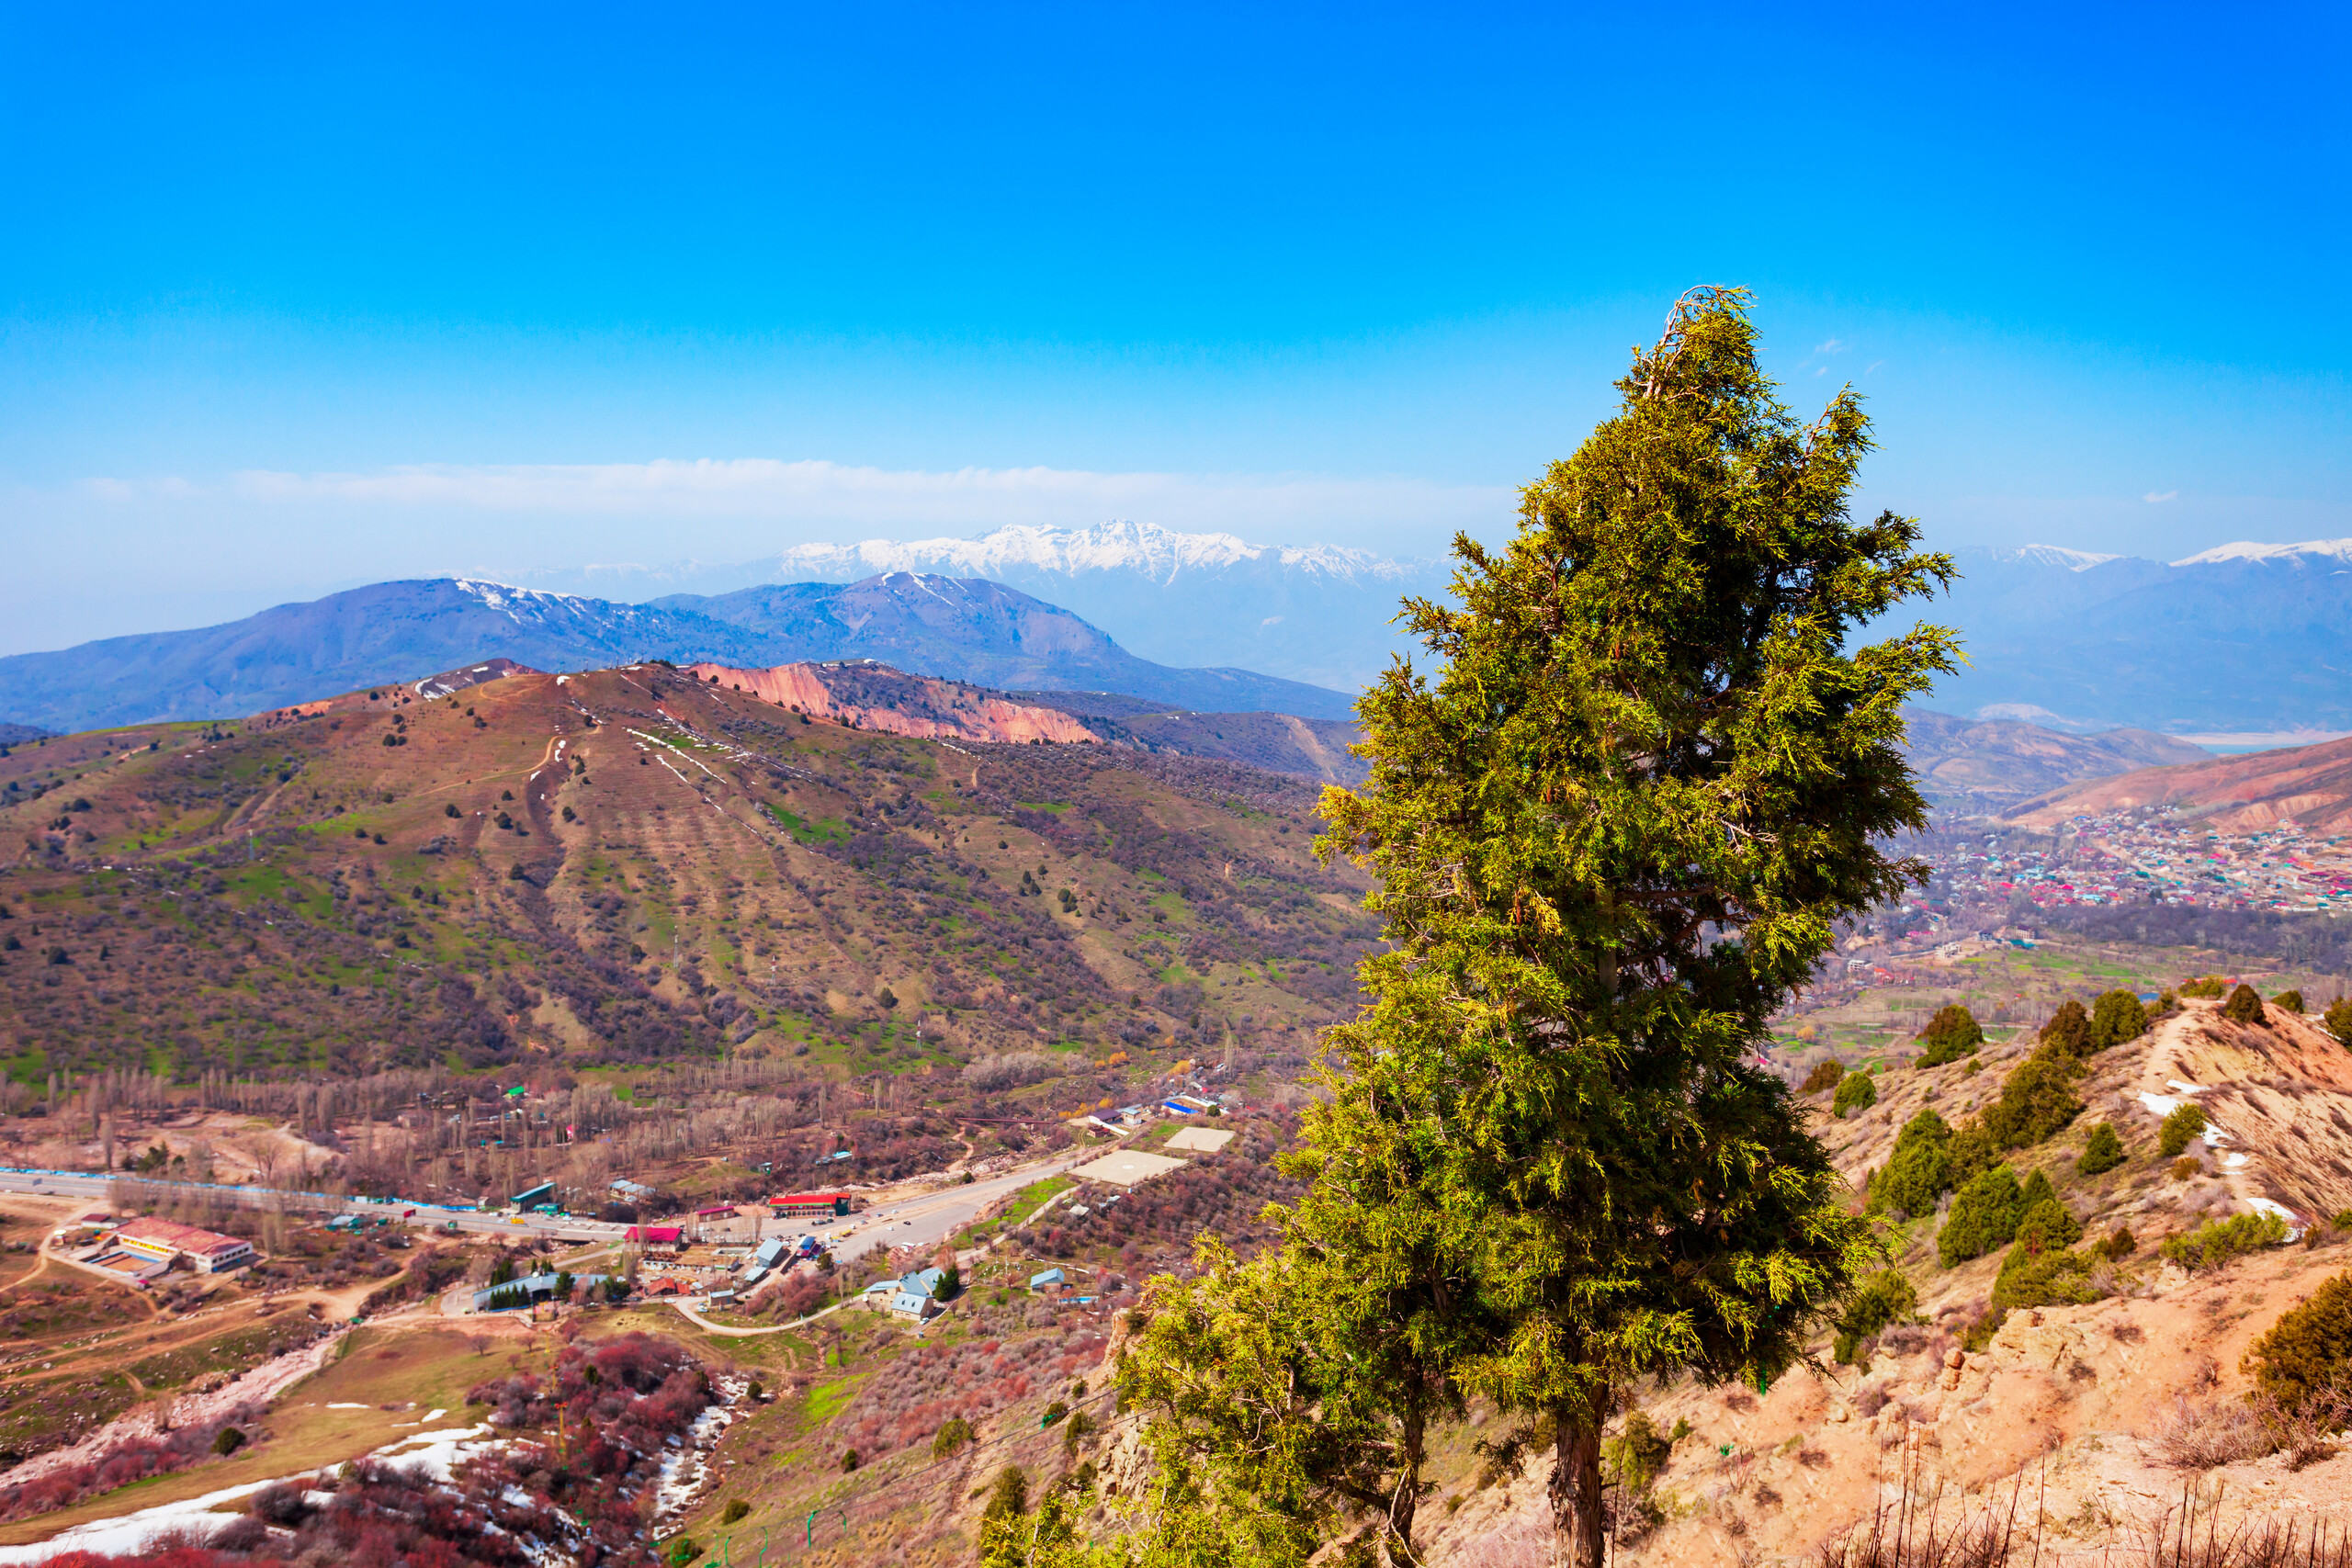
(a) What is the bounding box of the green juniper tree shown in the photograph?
[1291,288,1955,1568]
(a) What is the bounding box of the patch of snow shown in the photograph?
[2166,1080,2210,1096]
[0,1423,502,1565]
[327,1402,370,1409]
[2137,1090,2187,1118]
[2244,1196,2302,1237]
[651,1376,750,1529]
[2224,1153,2250,1168]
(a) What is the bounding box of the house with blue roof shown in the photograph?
[860,1265,949,1320]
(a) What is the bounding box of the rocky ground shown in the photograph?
[1406,997,2352,1566]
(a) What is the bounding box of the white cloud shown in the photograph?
[1814,337,1849,355]
[82,457,1508,537]
[2144,490,2179,503]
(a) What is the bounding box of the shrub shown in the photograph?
[1992,1243,2102,1310]
[2180,976,2227,999]
[2099,1224,2135,1259]
[1869,1109,1953,1217]
[933,1416,974,1459]
[1801,1058,1846,1095]
[1939,1167,2024,1268]
[2169,1156,2201,1180]
[2222,984,2267,1025]
[719,1499,751,1526]
[1833,1070,1879,1120]
[2246,1271,2352,1415]
[2017,1168,2058,1214]
[2087,990,2149,1051]
[2013,1197,2083,1255]
[2040,998,2090,1055]
[667,1539,703,1567]
[1915,1005,1984,1067]
[2274,989,2306,1014]
[1980,1041,2085,1149]
[2160,1211,2288,1272]
[2151,1395,2271,1470]
[1832,1269,1919,1364]
[2076,1122,2125,1176]
[2158,1102,2209,1156]
[2326,997,2352,1044]
[840,1449,859,1472]
[211,1427,246,1457]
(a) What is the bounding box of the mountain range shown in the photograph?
[1894,539,2352,734]
[0,572,1356,734]
[481,520,1447,692]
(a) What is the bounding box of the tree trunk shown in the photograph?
[1549,1407,1606,1568]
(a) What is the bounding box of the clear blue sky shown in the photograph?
[2,3,2346,653]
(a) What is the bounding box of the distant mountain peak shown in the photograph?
[2170,538,2352,567]
[776,519,1432,586]
[1999,544,2122,571]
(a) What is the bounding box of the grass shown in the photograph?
[1001,1176,1074,1220]
[803,1376,863,1425]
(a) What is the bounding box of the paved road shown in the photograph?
[810,1153,1088,1269]
[0,1145,1091,1263]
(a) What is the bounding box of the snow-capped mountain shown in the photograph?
[764,521,1444,690]
[2170,538,2352,567]
[776,520,1431,587]
[1996,543,2121,571]
[481,521,1446,692]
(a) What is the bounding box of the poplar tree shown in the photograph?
[1306,288,1955,1568]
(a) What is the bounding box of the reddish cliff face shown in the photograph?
[684,661,1102,746]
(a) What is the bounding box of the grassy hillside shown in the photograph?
[0,664,1376,1093]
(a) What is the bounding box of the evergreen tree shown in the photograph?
[2324,996,2352,1044]
[2223,984,2267,1025]
[2086,990,2148,1051]
[1939,1167,2024,1267]
[1914,1004,1983,1067]
[1833,1068,1880,1119]
[1297,288,1951,1568]
[2075,1122,2125,1177]
[2040,998,2089,1055]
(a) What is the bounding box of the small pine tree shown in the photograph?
[1831,1270,1919,1364]
[1939,1167,2024,1268]
[2325,997,2352,1044]
[2013,1196,2083,1255]
[1915,1004,1984,1067]
[2040,998,2090,1055]
[1869,1108,1953,1217]
[1834,1069,1880,1120]
[1801,1058,1846,1095]
[2180,976,2227,999]
[2274,989,2306,1014]
[2086,990,2149,1051]
[2222,984,2267,1024]
[1980,1040,2086,1149]
[2016,1168,2058,1214]
[2246,1271,2352,1415]
[2075,1122,2125,1176]
[2158,1102,2208,1156]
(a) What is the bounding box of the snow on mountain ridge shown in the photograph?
[775,520,1430,586]
[2171,539,2352,567]
[1999,544,2121,571]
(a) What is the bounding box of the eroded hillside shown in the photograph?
[0,663,1377,1089]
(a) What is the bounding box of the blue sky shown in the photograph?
[2,2,2347,653]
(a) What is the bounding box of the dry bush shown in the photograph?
[2145,1478,2352,1566]
[1817,1481,2017,1567]
[2149,1395,2272,1469]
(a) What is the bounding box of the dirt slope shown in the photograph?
[2008,733,2352,831]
